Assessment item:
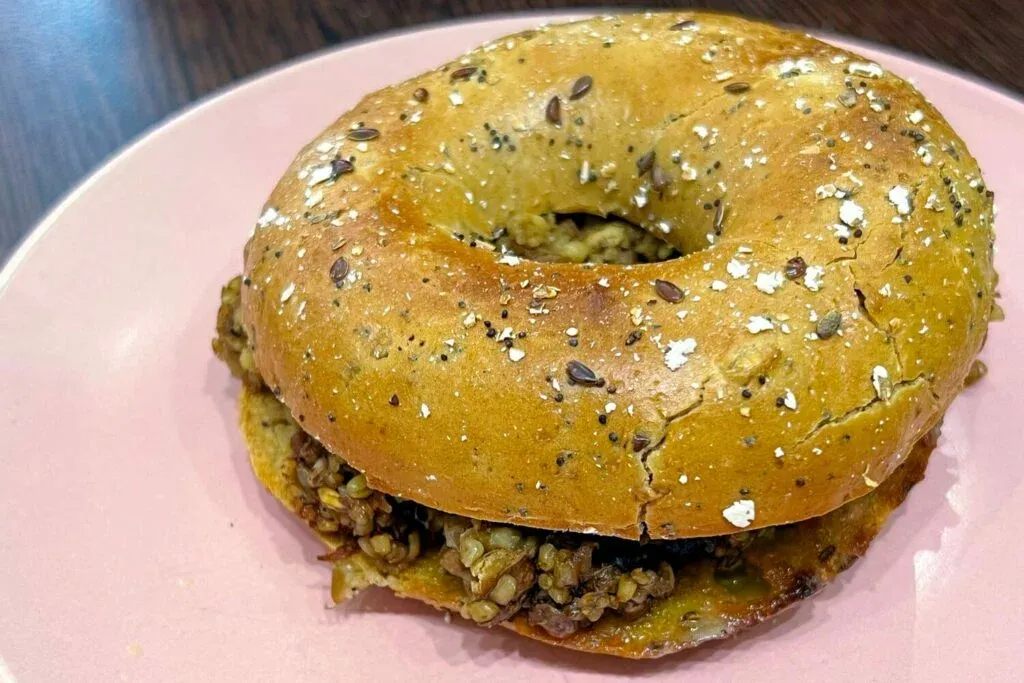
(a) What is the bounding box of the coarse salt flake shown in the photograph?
[308,164,334,186]
[918,145,933,166]
[579,160,592,184]
[839,199,865,226]
[304,189,323,208]
[722,500,756,528]
[747,316,775,334]
[755,271,784,294]
[727,259,750,279]
[664,338,697,371]
[777,57,816,77]
[872,365,892,401]
[847,61,884,78]
[888,185,913,215]
[782,389,797,410]
[632,190,648,208]
[816,183,838,200]
[257,206,279,228]
[804,265,825,292]
[280,283,295,303]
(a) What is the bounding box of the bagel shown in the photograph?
[214,11,997,656]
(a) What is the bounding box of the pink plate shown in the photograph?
[2,13,1023,682]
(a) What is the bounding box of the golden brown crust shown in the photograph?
[240,12,995,538]
[239,383,932,658]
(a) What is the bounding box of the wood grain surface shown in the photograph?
[1,0,1021,261]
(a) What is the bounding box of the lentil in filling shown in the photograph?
[292,427,764,637]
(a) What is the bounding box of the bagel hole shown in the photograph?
[484,212,680,265]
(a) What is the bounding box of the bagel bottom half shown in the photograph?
[239,384,932,659]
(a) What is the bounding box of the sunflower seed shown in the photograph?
[569,75,593,100]
[567,360,603,386]
[330,257,350,285]
[545,96,561,125]
[655,279,684,303]
[330,158,354,179]
[450,66,478,80]
[347,128,380,141]
[636,150,655,176]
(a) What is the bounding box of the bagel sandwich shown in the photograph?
[212,12,997,658]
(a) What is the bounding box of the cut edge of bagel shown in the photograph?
[239,383,932,659]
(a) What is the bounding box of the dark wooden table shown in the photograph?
[1,0,1021,262]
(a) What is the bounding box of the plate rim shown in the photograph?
[2,10,1022,296]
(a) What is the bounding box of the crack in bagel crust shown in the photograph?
[238,12,995,541]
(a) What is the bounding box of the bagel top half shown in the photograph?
[240,12,997,540]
